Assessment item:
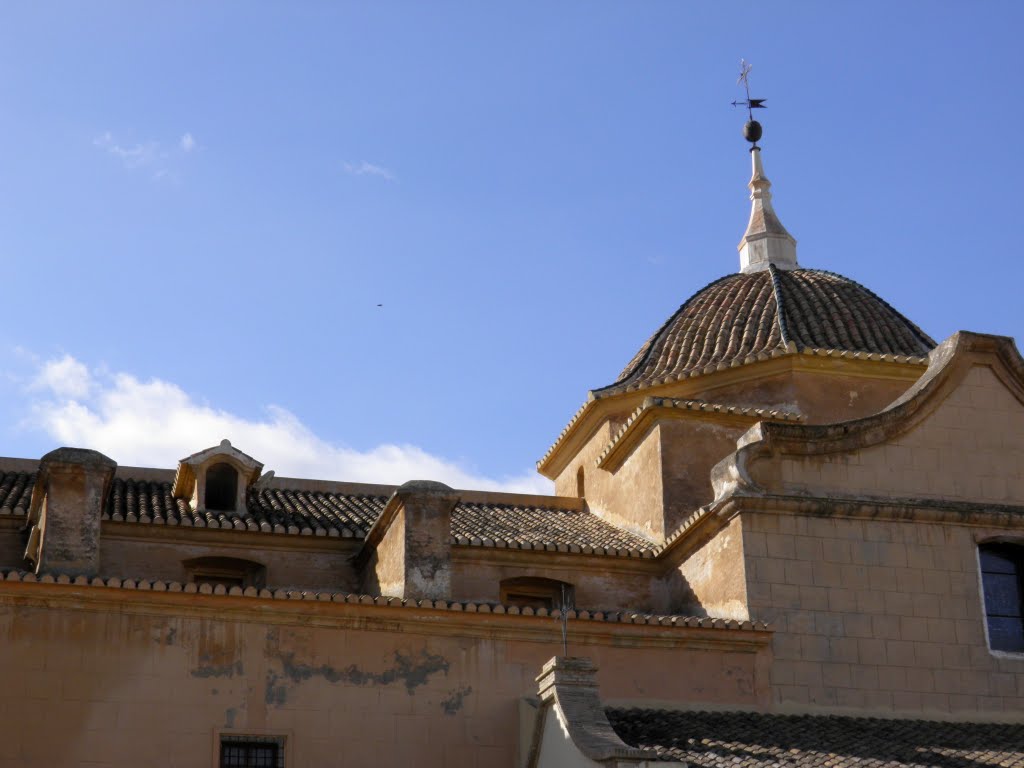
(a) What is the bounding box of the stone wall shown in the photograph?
[742,510,1024,717]
[760,365,1024,506]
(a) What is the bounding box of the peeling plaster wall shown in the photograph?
[694,366,917,425]
[365,506,405,597]
[659,419,747,533]
[0,596,769,767]
[676,516,749,621]
[101,534,360,592]
[597,425,666,541]
[451,554,662,613]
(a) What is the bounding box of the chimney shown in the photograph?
[359,480,459,600]
[24,448,116,577]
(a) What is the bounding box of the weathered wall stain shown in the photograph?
[191,658,243,678]
[441,685,472,715]
[264,649,450,706]
[150,624,176,646]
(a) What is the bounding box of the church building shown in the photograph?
[0,116,1022,767]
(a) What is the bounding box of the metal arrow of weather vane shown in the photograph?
[733,59,767,149]
[732,59,766,120]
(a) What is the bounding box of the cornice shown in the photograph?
[537,352,926,479]
[596,397,802,473]
[0,572,771,649]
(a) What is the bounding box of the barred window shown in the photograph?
[980,543,1024,653]
[220,735,285,768]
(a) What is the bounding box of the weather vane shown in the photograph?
[732,59,766,149]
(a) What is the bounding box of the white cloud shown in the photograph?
[94,130,195,182]
[94,131,162,169]
[24,356,551,494]
[31,354,93,399]
[343,160,396,181]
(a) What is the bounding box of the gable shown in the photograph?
[768,364,1024,505]
[715,332,1024,508]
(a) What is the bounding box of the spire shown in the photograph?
[732,60,798,274]
[737,147,798,273]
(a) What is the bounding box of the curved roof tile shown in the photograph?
[92,477,648,554]
[607,708,1024,767]
[604,267,935,394]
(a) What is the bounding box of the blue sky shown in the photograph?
[0,3,1020,490]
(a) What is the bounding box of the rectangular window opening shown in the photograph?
[980,543,1024,654]
[220,734,286,768]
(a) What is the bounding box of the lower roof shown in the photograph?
[607,708,1024,767]
[0,470,655,555]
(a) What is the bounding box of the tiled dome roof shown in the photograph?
[603,266,935,393]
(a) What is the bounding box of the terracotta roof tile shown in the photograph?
[603,267,935,395]
[101,477,389,535]
[94,478,647,555]
[607,709,1024,767]
[450,501,654,554]
[0,471,34,514]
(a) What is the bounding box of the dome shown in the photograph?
[600,265,935,394]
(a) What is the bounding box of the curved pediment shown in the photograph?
[712,332,1024,508]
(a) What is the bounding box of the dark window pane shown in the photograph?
[988,616,1024,653]
[983,572,1024,618]
[981,547,1018,574]
[980,543,1024,653]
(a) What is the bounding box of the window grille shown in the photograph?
[220,734,285,768]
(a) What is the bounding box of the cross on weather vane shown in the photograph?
[732,59,766,149]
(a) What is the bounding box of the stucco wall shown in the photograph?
[596,424,666,541]
[451,551,664,613]
[0,585,770,767]
[659,419,747,533]
[695,364,918,425]
[367,505,406,597]
[675,516,749,621]
[101,528,360,592]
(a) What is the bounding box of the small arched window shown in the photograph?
[205,462,238,511]
[979,542,1024,653]
[500,577,574,611]
[576,466,586,498]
